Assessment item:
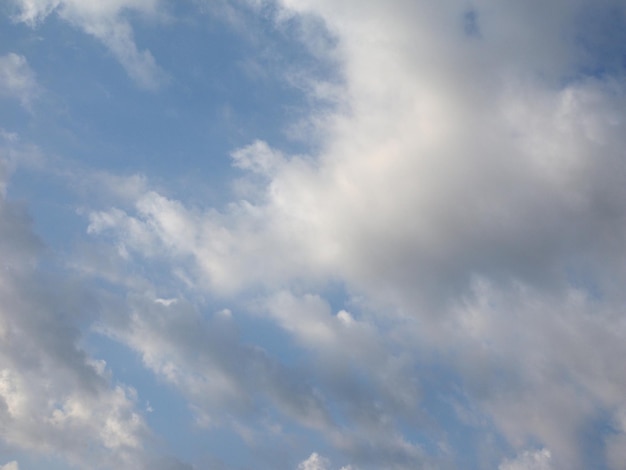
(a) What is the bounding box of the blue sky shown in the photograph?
[1,1,626,469]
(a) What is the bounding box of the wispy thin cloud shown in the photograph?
[11,0,167,90]
[0,53,39,108]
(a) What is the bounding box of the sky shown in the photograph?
[1,1,626,469]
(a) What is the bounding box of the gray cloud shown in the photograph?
[0,148,191,469]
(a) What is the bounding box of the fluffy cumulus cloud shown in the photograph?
[3,0,626,469]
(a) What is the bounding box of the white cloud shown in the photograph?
[82,20,626,466]
[298,453,330,470]
[95,292,338,435]
[11,0,167,89]
[0,196,147,468]
[297,453,356,470]
[436,280,626,468]
[232,140,286,176]
[0,53,39,108]
[0,462,19,470]
[0,151,192,469]
[499,449,553,470]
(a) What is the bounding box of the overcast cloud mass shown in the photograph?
[1,0,626,469]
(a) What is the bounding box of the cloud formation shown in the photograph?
[3,0,626,468]
[80,1,626,468]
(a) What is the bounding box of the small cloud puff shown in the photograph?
[297,453,353,470]
[499,449,553,470]
[298,453,330,470]
[231,140,286,176]
[0,53,39,108]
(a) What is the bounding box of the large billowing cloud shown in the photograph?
[83,1,626,469]
[3,0,626,468]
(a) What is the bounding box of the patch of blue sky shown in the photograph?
[243,404,338,470]
[1,1,336,204]
[386,363,482,469]
[566,4,626,83]
[4,168,88,262]
[576,407,616,470]
[236,311,309,367]
[462,8,481,39]
[564,265,604,302]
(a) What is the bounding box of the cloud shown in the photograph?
[298,453,330,470]
[11,0,167,89]
[0,178,141,469]
[0,53,39,108]
[2,0,625,468]
[438,280,626,469]
[0,462,19,470]
[0,149,191,469]
[297,453,355,470]
[95,292,337,436]
[499,449,553,470]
